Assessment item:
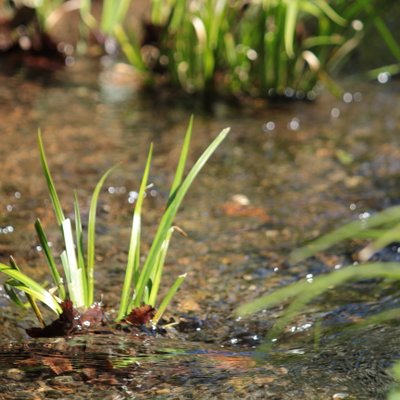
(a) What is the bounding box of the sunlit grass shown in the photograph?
[1,118,229,328]
[24,0,400,98]
[113,0,400,98]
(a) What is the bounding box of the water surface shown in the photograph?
[1,60,400,398]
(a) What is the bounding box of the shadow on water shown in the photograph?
[1,59,400,398]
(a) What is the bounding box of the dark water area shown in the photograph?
[1,59,400,398]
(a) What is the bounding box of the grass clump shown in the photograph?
[0,117,229,332]
[12,1,400,99]
[99,0,400,98]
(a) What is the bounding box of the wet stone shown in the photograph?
[6,368,25,381]
[49,375,77,386]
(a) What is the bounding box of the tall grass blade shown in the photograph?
[168,115,193,201]
[373,15,400,62]
[86,165,117,306]
[38,129,65,226]
[35,218,66,300]
[74,192,85,271]
[74,191,88,304]
[152,273,187,325]
[117,145,153,321]
[284,0,298,58]
[62,218,85,308]
[113,25,147,71]
[148,227,175,307]
[132,127,230,309]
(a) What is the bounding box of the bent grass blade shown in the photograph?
[0,262,62,314]
[9,256,46,327]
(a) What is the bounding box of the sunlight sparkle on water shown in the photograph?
[358,212,371,220]
[0,226,14,234]
[108,186,127,194]
[128,191,138,204]
[287,118,300,131]
[262,121,275,132]
[343,92,353,103]
[330,108,340,119]
[378,72,390,84]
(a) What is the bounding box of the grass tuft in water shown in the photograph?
[1,119,229,329]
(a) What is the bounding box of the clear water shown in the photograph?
[1,59,400,398]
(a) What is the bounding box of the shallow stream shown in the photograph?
[1,60,400,399]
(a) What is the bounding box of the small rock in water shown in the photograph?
[332,393,349,399]
[6,368,25,380]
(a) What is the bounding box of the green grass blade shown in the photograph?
[35,219,66,300]
[373,15,400,62]
[86,165,117,306]
[290,206,400,263]
[312,0,347,26]
[0,262,61,314]
[38,129,65,226]
[9,256,46,327]
[79,0,97,29]
[133,127,230,309]
[358,222,400,261]
[236,262,400,317]
[151,0,164,25]
[74,192,85,269]
[4,280,28,308]
[117,145,153,321]
[152,273,187,325]
[168,116,194,201]
[284,0,299,58]
[148,227,175,307]
[74,191,89,305]
[113,25,147,71]
[62,218,85,308]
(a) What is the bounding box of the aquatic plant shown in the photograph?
[12,1,400,98]
[237,205,400,344]
[0,118,229,331]
[113,0,400,98]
